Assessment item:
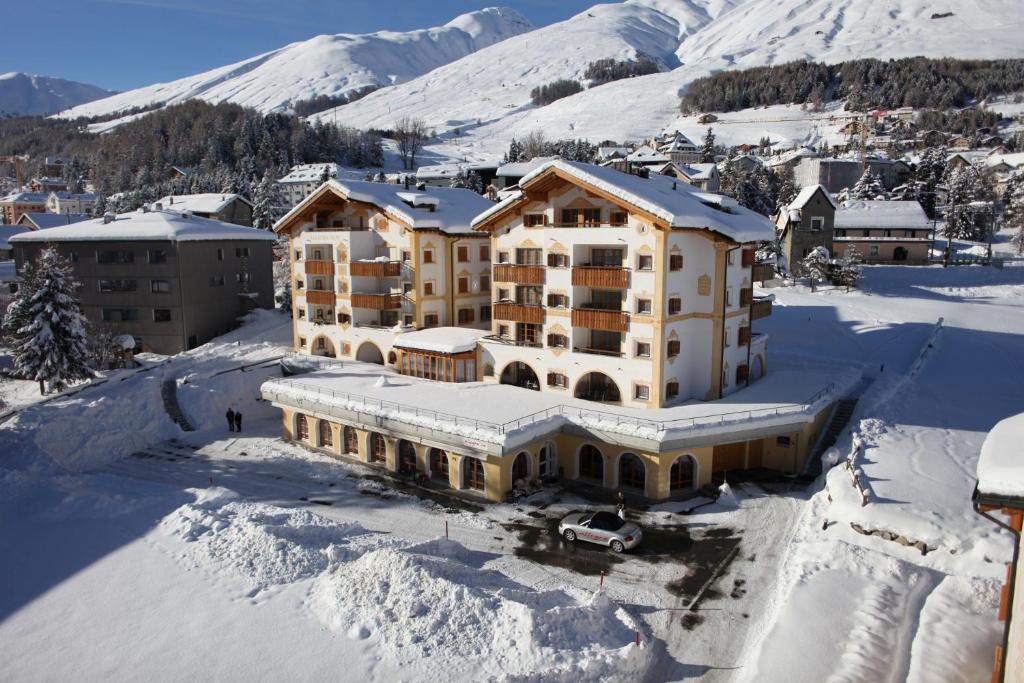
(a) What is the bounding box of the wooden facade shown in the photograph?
[494,302,546,324]
[571,266,630,289]
[572,308,630,332]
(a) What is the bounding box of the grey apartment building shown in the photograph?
[10,207,276,354]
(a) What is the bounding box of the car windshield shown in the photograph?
[587,511,626,532]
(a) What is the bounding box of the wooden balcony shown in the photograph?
[572,308,630,332]
[304,260,334,276]
[350,261,402,278]
[493,302,546,324]
[572,266,629,289]
[351,293,403,310]
[305,290,336,307]
[752,262,775,282]
[740,287,753,307]
[751,296,773,320]
[493,264,545,285]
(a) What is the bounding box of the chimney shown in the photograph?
[103,211,115,224]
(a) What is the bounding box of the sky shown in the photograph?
[1,0,601,91]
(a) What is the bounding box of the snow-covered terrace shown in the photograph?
[262,361,860,456]
[975,412,1024,505]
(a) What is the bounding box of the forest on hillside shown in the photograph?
[680,57,1024,113]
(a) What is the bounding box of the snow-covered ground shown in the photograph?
[2,264,1023,681]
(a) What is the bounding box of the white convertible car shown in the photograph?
[557,511,643,553]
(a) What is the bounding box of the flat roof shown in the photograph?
[10,208,277,243]
[393,327,488,354]
[835,201,931,230]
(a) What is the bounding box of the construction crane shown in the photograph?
[1,155,30,191]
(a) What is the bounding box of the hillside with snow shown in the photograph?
[317,0,1024,160]
[0,72,115,117]
[59,7,532,119]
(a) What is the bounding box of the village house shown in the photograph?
[658,133,702,165]
[834,200,934,263]
[658,162,721,193]
[794,158,863,194]
[155,193,253,227]
[493,157,557,190]
[46,191,98,216]
[9,207,275,354]
[261,162,846,503]
[0,224,29,259]
[43,156,67,177]
[16,212,91,231]
[276,163,343,209]
[0,191,48,225]
[774,185,837,274]
[28,177,67,193]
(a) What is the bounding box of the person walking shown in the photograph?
[234,410,242,433]
[226,407,235,432]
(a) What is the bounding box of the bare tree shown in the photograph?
[522,130,547,160]
[394,116,428,170]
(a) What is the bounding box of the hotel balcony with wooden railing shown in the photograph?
[571,264,630,289]
[571,305,630,332]
[493,300,546,324]
[351,292,406,310]
[493,263,545,286]
[349,260,404,278]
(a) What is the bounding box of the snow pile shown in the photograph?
[976,411,1024,499]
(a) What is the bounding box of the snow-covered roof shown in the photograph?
[496,157,557,178]
[0,191,48,204]
[155,193,252,214]
[986,152,1024,169]
[0,225,29,250]
[393,327,488,354]
[275,179,495,235]
[16,212,90,230]
[976,412,1024,502]
[835,201,930,230]
[9,208,277,243]
[660,136,697,153]
[416,164,465,180]
[277,163,342,184]
[473,159,775,243]
[678,163,717,180]
[627,146,670,164]
[790,185,837,210]
[598,146,630,159]
[48,191,97,201]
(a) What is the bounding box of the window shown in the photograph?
[870,245,879,256]
[776,436,792,447]
[497,288,510,301]
[497,324,510,338]
[727,250,735,265]
[458,277,470,293]
[337,312,351,324]
[153,309,172,322]
[97,250,133,264]
[401,250,412,262]
[148,249,167,264]
[635,342,651,358]
[666,381,679,399]
[479,274,490,292]
[524,213,546,227]
[424,281,435,296]
[101,308,139,322]
[479,245,490,262]
[236,272,250,283]
[668,297,681,314]
[208,275,225,287]
[589,289,621,310]
[216,248,224,261]
[497,251,509,264]
[667,339,680,357]
[516,285,543,306]
[547,333,568,349]
[637,254,653,271]
[581,208,601,226]
[726,288,733,306]
[423,249,434,264]
[547,293,568,308]
[424,313,439,328]
[297,309,305,319]
[724,327,731,347]
[810,216,824,231]
[299,336,306,347]
[669,253,683,270]
[235,247,250,258]
[457,308,475,324]
[480,305,491,322]
[590,248,622,267]
[151,280,169,294]
[515,248,542,265]
[610,211,627,226]
[98,279,137,292]
[547,372,568,388]
[547,252,569,268]
[295,249,302,260]
[296,279,304,290]
[457,245,469,262]
[636,298,652,315]
[370,433,387,463]
[402,282,414,295]
[69,251,79,263]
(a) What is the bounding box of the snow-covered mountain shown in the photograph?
[0,72,115,117]
[60,7,533,119]
[315,0,1024,159]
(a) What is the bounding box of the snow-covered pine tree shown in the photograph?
[449,170,470,189]
[1,260,37,346]
[837,246,864,292]
[319,164,331,184]
[720,151,739,198]
[271,241,292,314]
[10,248,93,394]
[466,170,484,194]
[1002,174,1024,254]
[92,194,106,218]
[701,127,716,163]
[848,169,885,200]
[251,171,283,230]
[800,246,831,292]
[775,165,797,211]
[944,165,992,241]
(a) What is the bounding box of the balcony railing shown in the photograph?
[493,264,545,285]
[351,293,403,310]
[350,261,402,278]
[304,260,334,276]
[572,308,630,332]
[493,302,546,324]
[572,265,630,289]
[751,296,773,320]
[305,290,336,307]
[752,262,775,282]
[573,346,625,358]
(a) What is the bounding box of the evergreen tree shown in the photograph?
[8,248,93,394]
[701,127,716,163]
[848,169,885,200]
[251,171,283,230]
[2,260,37,347]
[1001,174,1024,254]
[836,246,864,291]
[720,150,740,198]
[92,194,107,218]
[319,164,331,184]
[914,146,947,218]
[775,165,798,210]
[271,242,292,314]
[800,246,831,292]
[449,170,470,189]
[944,165,992,240]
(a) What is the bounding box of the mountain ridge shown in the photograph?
[0,72,116,117]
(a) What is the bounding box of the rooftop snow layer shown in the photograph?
[155,193,252,213]
[790,185,836,210]
[976,412,1024,501]
[836,201,931,229]
[392,327,488,354]
[475,159,774,243]
[0,192,49,203]
[9,208,278,243]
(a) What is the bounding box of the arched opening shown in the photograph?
[575,372,621,403]
[296,414,310,441]
[369,432,387,463]
[429,448,449,484]
[343,426,358,455]
[578,444,604,483]
[387,350,397,365]
[893,246,909,261]
[356,342,385,365]
[318,419,333,448]
[618,453,646,492]
[499,361,540,391]
[512,452,530,482]
[751,355,765,381]
[311,336,336,358]
[463,457,485,491]
[670,455,697,492]
[538,442,557,480]
[397,440,417,475]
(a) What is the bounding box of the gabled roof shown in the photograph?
[274,179,495,235]
[277,163,342,184]
[789,185,837,211]
[0,191,49,204]
[626,145,670,164]
[0,224,30,250]
[496,157,557,178]
[10,208,277,243]
[677,163,718,180]
[472,159,774,243]
[156,193,252,214]
[17,212,91,230]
